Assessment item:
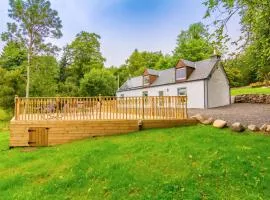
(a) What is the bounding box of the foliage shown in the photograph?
[204,0,270,82]
[1,125,270,199]
[173,23,214,63]
[126,49,173,77]
[0,108,11,121]
[2,0,62,52]
[58,31,107,96]
[249,81,270,88]
[0,67,25,110]
[2,0,62,97]
[231,87,270,96]
[68,31,105,78]
[30,56,59,97]
[80,68,117,96]
[0,41,27,70]
[108,65,130,89]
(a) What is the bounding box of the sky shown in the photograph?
[0,0,241,67]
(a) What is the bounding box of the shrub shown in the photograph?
[0,108,11,121]
[249,81,270,88]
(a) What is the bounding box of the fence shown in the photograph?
[14,96,188,120]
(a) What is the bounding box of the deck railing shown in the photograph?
[14,96,188,120]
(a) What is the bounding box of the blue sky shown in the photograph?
[0,0,241,66]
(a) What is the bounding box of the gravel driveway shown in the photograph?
[188,103,270,127]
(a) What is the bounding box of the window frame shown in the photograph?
[177,87,187,96]
[143,75,150,86]
[158,91,164,97]
[176,68,186,81]
[142,91,148,97]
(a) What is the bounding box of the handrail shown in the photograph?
[14,96,188,120]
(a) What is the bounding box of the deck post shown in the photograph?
[185,96,188,118]
[99,94,102,119]
[142,97,144,120]
[14,95,18,120]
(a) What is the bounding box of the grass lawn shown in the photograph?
[231,87,270,96]
[1,125,270,200]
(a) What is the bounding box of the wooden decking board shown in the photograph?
[10,119,196,147]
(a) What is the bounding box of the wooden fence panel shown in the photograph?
[14,96,188,121]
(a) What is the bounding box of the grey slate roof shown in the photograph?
[182,59,195,68]
[147,68,159,76]
[118,57,219,92]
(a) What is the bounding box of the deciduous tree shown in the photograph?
[2,0,62,97]
[173,23,214,62]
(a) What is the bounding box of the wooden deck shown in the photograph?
[10,96,196,147]
[14,96,188,120]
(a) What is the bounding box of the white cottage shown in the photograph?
[116,55,230,108]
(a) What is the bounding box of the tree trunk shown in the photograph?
[26,36,33,98]
[26,51,30,98]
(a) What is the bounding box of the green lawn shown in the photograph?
[1,125,270,200]
[231,87,270,96]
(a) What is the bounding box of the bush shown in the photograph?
[0,108,11,121]
[249,81,270,88]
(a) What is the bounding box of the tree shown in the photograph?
[173,23,214,62]
[0,67,25,110]
[58,45,71,83]
[30,56,59,97]
[204,0,270,81]
[80,68,117,96]
[108,64,130,89]
[68,31,105,79]
[2,0,62,97]
[126,50,170,76]
[0,41,27,70]
[58,32,106,96]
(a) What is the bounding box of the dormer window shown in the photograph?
[176,68,186,80]
[143,75,150,85]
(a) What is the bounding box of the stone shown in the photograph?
[191,114,205,123]
[231,122,245,132]
[260,124,267,131]
[234,94,270,104]
[247,124,259,132]
[213,119,227,128]
[202,117,214,125]
[266,125,270,132]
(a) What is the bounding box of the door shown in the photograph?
[28,128,48,146]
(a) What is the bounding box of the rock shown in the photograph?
[266,125,270,132]
[247,124,259,132]
[234,94,270,104]
[260,124,267,131]
[213,119,227,128]
[231,122,245,132]
[191,114,205,123]
[202,117,214,125]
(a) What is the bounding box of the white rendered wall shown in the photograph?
[207,65,230,108]
[117,80,205,108]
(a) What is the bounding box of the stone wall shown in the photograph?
[234,94,270,104]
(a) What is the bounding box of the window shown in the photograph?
[142,91,148,97]
[158,91,164,106]
[176,68,186,80]
[143,76,150,85]
[177,87,187,96]
[142,91,148,104]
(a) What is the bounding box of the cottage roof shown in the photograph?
[118,57,219,92]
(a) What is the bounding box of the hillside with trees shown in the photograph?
[0,0,269,117]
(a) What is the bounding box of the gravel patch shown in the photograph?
[188,103,270,127]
